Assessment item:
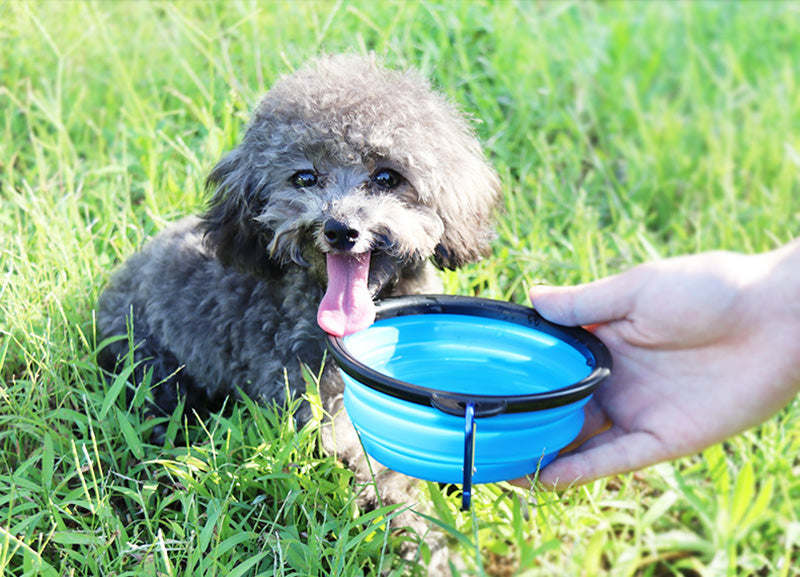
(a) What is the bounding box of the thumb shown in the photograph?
[529,273,637,327]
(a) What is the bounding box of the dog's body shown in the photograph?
[97,55,500,568]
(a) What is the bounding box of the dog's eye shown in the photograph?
[289,170,318,189]
[371,168,403,190]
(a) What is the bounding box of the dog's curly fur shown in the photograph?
[97,54,500,569]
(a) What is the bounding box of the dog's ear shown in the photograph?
[201,147,275,274]
[431,145,501,271]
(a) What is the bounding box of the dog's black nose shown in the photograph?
[323,220,360,251]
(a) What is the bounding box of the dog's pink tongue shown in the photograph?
[317,252,376,337]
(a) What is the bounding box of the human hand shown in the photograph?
[516,240,800,490]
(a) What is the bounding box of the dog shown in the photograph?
[97,54,500,570]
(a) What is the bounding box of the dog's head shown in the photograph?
[202,54,500,335]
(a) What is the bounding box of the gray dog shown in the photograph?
[97,54,500,567]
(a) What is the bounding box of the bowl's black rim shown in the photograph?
[326,295,613,418]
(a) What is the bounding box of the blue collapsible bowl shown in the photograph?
[326,295,612,509]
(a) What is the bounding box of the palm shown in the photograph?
[520,246,800,490]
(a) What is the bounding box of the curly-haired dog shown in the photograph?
[97,54,500,568]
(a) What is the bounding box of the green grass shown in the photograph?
[2,1,799,575]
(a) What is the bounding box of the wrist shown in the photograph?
[767,238,800,324]
[752,239,800,391]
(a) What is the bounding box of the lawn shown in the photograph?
[1,1,799,575]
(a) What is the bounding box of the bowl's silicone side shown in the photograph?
[342,373,589,484]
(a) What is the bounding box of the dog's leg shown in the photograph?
[318,363,453,575]
[97,299,224,444]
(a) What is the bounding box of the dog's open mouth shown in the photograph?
[317,252,377,337]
